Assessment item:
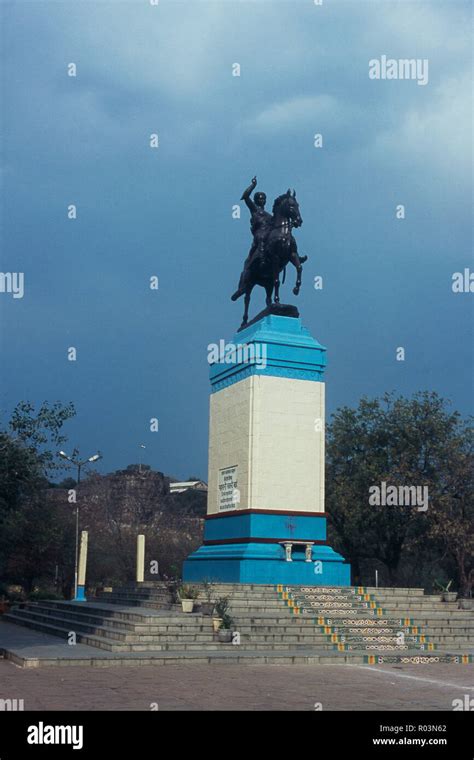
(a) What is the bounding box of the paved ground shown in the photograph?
[0,658,472,711]
[1,620,472,711]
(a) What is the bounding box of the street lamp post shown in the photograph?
[138,443,146,473]
[58,450,102,600]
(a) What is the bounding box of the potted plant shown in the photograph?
[458,596,473,610]
[179,584,199,613]
[200,579,215,616]
[435,580,457,602]
[212,595,228,631]
[217,614,233,643]
[213,596,233,641]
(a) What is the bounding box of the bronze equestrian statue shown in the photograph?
[232,177,307,328]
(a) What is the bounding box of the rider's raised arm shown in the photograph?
[240,176,257,212]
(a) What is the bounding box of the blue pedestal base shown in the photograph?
[183,511,351,586]
[75,585,87,601]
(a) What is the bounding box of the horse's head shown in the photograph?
[272,189,302,227]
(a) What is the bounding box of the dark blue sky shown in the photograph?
[1,0,472,481]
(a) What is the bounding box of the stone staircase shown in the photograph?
[3,583,473,666]
[95,584,172,609]
[276,586,454,652]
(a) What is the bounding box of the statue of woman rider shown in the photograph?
[233,176,273,297]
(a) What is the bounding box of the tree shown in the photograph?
[2,496,75,594]
[0,401,76,591]
[326,392,473,592]
[427,430,473,597]
[0,432,45,514]
[7,400,75,477]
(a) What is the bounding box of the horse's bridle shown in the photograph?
[278,218,293,236]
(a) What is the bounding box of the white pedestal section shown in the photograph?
[208,374,325,515]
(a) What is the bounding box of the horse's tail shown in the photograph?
[282,266,286,284]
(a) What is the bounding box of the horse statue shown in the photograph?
[231,188,307,328]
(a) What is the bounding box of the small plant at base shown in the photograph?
[214,596,233,629]
[202,578,215,603]
[179,585,199,601]
[169,564,180,578]
[166,579,181,604]
[435,579,453,593]
[220,612,233,630]
[214,596,229,616]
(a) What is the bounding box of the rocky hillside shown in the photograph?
[47,465,206,584]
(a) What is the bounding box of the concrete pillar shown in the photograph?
[76,530,88,601]
[136,534,145,583]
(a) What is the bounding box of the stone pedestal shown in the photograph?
[136,534,145,583]
[76,530,88,601]
[183,314,350,585]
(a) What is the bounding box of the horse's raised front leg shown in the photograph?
[290,250,303,296]
[241,287,252,328]
[273,268,280,303]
